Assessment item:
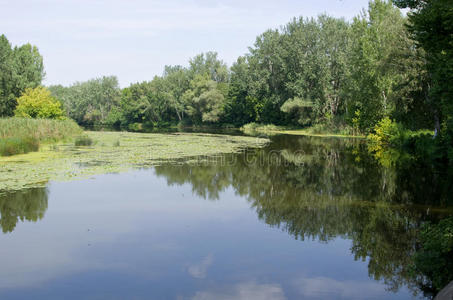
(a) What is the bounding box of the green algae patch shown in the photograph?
[0,131,269,193]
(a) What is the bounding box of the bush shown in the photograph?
[74,135,93,146]
[14,87,65,119]
[367,118,407,152]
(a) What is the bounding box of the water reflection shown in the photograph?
[1,135,452,299]
[155,135,453,297]
[0,188,48,233]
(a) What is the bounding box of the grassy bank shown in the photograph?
[0,118,82,156]
[240,122,364,138]
[0,131,269,192]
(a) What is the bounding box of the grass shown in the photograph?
[0,117,82,156]
[0,131,269,192]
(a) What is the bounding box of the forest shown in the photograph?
[0,0,452,163]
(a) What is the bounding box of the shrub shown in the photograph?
[74,135,93,146]
[367,118,406,152]
[14,87,65,119]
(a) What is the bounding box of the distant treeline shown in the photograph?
[46,1,430,132]
[1,0,452,158]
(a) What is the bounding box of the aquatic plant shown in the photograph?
[0,131,269,192]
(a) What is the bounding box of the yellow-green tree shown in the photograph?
[14,86,65,119]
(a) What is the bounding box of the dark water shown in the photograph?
[1,135,452,300]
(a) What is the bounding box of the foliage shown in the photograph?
[368,118,406,151]
[0,35,44,117]
[183,75,225,124]
[14,86,65,119]
[393,0,453,163]
[367,117,435,166]
[74,135,94,146]
[48,76,120,125]
[281,97,314,126]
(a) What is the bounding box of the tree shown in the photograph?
[189,52,229,83]
[0,35,44,117]
[0,35,15,117]
[14,86,65,119]
[345,0,409,131]
[162,65,190,121]
[393,0,453,151]
[49,76,120,125]
[224,56,259,125]
[183,75,225,124]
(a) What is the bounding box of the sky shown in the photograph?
[0,0,371,87]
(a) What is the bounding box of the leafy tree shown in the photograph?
[183,75,225,124]
[345,0,409,131]
[0,35,44,117]
[14,86,65,119]
[223,56,257,125]
[0,35,15,117]
[163,65,190,121]
[188,52,229,83]
[49,76,120,125]
[393,0,453,159]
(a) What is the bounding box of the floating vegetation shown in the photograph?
[0,131,269,192]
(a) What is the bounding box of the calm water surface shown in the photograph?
[1,134,452,300]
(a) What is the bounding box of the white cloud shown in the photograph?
[187,254,214,279]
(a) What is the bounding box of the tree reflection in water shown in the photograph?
[0,188,48,233]
[155,135,453,298]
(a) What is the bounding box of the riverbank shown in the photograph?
[240,123,365,138]
[0,131,269,192]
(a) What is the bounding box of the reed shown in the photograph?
[0,117,82,156]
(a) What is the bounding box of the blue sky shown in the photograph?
[0,0,371,87]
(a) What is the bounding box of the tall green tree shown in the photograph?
[0,35,44,117]
[345,0,409,131]
[183,75,225,124]
[393,0,453,148]
[188,52,229,83]
[49,76,120,125]
[162,65,190,121]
